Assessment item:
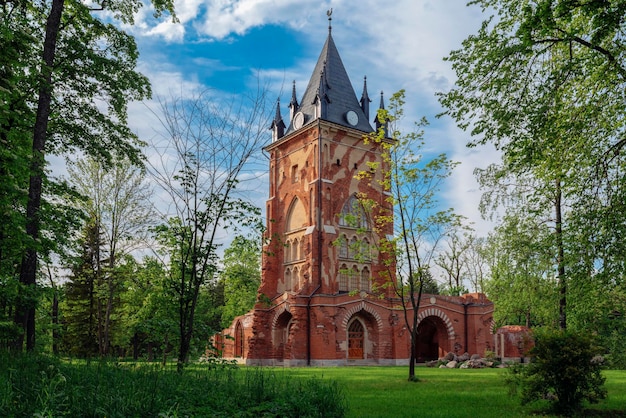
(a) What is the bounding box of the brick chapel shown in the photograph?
[217,17,495,366]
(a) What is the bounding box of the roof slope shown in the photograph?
[286,32,374,134]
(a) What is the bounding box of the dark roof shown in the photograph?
[285,32,374,134]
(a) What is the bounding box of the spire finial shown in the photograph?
[327,8,333,34]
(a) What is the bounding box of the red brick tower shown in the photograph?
[219,16,495,366]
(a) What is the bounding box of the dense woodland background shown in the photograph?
[1,0,626,371]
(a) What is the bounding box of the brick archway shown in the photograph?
[340,301,383,331]
[416,308,455,340]
[416,316,449,362]
[272,308,293,359]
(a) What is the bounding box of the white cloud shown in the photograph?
[131,0,498,236]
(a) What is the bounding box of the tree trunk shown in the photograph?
[51,290,59,355]
[555,178,566,330]
[15,0,65,352]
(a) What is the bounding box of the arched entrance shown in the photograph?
[416,316,449,362]
[273,310,293,359]
[348,319,364,359]
[234,321,244,357]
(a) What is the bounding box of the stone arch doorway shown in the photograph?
[273,310,293,359]
[345,309,380,361]
[416,316,449,362]
[234,321,244,357]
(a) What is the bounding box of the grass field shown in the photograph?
[282,366,626,417]
[2,352,625,417]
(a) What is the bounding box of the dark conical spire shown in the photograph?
[270,98,286,142]
[374,91,388,137]
[360,76,371,120]
[288,80,298,121]
[285,12,373,134]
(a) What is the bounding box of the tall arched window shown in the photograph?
[285,268,292,290]
[349,236,359,259]
[292,267,299,290]
[339,235,348,259]
[362,238,371,261]
[284,240,291,263]
[360,267,370,292]
[292,238,299,261]
[339,195,369,229]
[339,264,349,292]
[350,265,359,290]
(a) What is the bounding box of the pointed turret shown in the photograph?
[360,76,371,120]
[285,21,373,134]
[288,80,298,122]
[374,91,388,137]
[270,98,286,142]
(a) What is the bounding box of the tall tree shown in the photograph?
[359,90,461,381]
[435,231,472,295]
[67,156,154,355]
[148,89,268,371]
[483,213,559,328]
[439,0,626,331]
[61,217,102,356]
[3,0,175,351]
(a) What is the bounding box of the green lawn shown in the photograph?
[282,366,626,417]
[2,352,625,417]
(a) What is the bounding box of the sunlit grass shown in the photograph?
[282,366,626,417]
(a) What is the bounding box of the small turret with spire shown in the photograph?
[270,98,286,142]
[360,76,371,121]
[288,80,298,122]
[374,91,388,137]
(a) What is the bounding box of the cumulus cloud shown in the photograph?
[131,0,497,235]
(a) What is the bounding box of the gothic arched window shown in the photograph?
[339,235,348,259]
[284,240,291,263]
[292,238,299,261]
[339,195,369,229]
[285,268,292,290]
[339,264,349,292]
[360,267,370,292]
[349,236,359,259]
[350,265,359,290]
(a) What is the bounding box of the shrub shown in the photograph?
[505,329,607,416]
[603,329,626,370]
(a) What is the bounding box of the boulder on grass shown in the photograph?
[446,360,458,368]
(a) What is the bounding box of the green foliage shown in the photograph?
[483,214,560,328]
[220,235,261,328]
[148,89,269,370]
[506,330,607,415]
[359,90,463,380]
[1,0,174,351]
[440,0,626,334]
[0,353,346,417]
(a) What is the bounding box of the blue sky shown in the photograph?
[122,0,500,237]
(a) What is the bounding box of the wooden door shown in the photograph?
[348,320,364,359]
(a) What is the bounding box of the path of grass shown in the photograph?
[282,366,626,417]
